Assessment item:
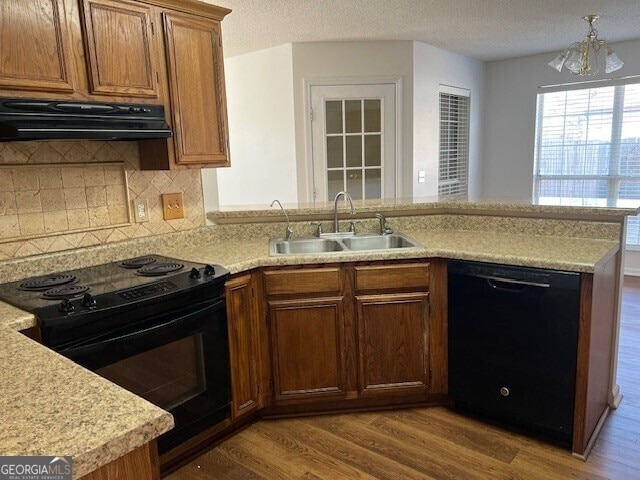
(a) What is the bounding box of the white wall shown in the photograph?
[202,44,297,209]
[625,250,640,276]
[413,41,485,197]
[291,41,415,201]
[482,38,640,198]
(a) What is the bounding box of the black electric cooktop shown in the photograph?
[0,254,229,322]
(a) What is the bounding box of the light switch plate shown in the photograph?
[133,198,149,223]
[162,192,185,220]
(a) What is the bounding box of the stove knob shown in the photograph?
[81,293,97,309]
[59,298,75,313]
[189,267,201,279]
[204,265,216,276]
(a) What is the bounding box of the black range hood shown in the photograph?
[0,98,172,141]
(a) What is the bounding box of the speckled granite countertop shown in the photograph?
[0,328,173,479]
[209,196,640,221]
[0,222,620,478]
[153,227,618,276]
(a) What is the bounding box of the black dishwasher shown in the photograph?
[448,260,580,446]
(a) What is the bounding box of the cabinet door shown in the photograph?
[0,0,74,92]
[162,11,229,166]
[226,274,261,420]
[269,297,346,403]
[81,0,158,97]
[356,292,430,396]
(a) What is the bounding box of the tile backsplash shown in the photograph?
[0,141,204,261]
[0,163,130,241]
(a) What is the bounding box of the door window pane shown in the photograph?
[365,169,382,199]
[326,137,343,168]
[364,100,381,132]
[346,170,363,200]
[345,136,362,168]
[327,170,344,200]
[365,135,381,166]
[326,101,342,134]
[317,89,392,202]
[345,100,361,133]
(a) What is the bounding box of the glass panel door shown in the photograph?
[310,83,396,202]
[322,99,383,200]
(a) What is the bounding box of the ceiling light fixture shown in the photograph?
[548,15,623,76]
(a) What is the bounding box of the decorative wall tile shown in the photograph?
[12,170,39,191]
[0,141,204,260]
[41,190,65,212]
[61,167,85,188]
[18,213,45,236]
[0,171,14,191]
[15,191,42,214]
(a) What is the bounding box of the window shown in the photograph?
[439,89,470,197]
[533,83,640,246]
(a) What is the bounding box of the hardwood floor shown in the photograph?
[167,277,640,480]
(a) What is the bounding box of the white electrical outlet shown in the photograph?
[133,198,149,223]
[418,170,426,183]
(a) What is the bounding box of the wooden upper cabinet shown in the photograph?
[0,0,74,92]
[81,0,159,98]
[162,11,229,167]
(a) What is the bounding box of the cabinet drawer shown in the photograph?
[355,263,429,293]
[264,268,341,296]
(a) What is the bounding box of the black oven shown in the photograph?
[0,255,231,455]
[57,294,230,454]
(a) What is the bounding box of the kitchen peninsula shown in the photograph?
[0,198,637,478]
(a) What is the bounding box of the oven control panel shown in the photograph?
[118,281,177,300]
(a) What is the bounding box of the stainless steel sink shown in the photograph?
[269,233,422,256]
[271,238,344,255]
[341,234,415,251]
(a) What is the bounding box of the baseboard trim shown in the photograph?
[572,406,610,461]
[609,384,623,409]
[623,267,640,277]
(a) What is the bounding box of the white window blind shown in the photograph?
[533,83,640,246]
[439,92,470,197]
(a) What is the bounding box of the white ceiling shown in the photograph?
[207,0,640,61]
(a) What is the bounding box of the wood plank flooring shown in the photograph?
[167,277,640,480]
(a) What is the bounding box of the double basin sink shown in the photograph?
[270,233,423,256]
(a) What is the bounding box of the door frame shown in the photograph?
[304,76,403,203]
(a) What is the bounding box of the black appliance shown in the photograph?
[448,260,581,446]
[0,255,230,454]
[0,97,172,141]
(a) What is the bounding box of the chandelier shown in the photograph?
[548,15,623,76]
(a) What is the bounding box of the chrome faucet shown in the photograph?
[270,199,292,240]
[375,213,394,235]
[333,191,356,233]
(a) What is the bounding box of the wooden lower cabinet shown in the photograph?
[263,261,439,408]
[79,440,159,480]
[225,273,262,420]
[356,292,430,396]
[268,297,347,403]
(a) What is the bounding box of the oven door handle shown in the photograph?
[58,299,226,356]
